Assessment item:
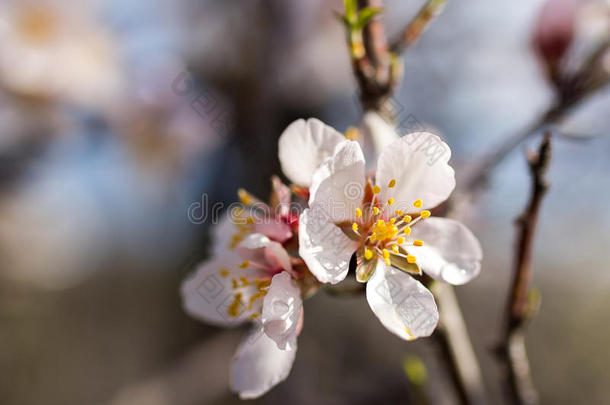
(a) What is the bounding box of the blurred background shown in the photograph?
[0,0,609,404]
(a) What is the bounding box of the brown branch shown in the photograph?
[350,0,395,111]
[497,132,552,405]
[458,41,610,197]
[431,282,489,405]
[390,0,448,54]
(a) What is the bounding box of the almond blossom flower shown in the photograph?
[181,178,314,399]
[298,133,483,341]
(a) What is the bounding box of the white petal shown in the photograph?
[366,261,439,340]
[298,207,358,285]
[376,132,455,211]
[309,140,366,223]
[180,254,266,327]
[408,217,483,285]
[211,213,238,255]
[230,326,297,399]
[237,233,293,274]
[278,118,346,187]
[262,272,302,350]
[254,220,292,243]
[360,111,399,170]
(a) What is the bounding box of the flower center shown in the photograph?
[350,178,431,267]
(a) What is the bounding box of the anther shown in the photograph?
[238,189,253,205]
[413,199,422,208]
[413,240,424,246]
[373,185,381,194]
[364,248,373,260]
[238,260,250,268]
[388,198,395,206]
[420,210,431,218]
[352,223,359,231]
[356,208,362,218]
[406,254,417,264]
[388,179,396,188]
[396,236,405,245]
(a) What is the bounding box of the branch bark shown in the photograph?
[496,132,552,405]
[350,0,395,111]
[390,0,448,54]
[432,282,489,405]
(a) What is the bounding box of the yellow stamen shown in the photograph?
[420,210,431,218]
[227,293,243,317]
[231,279,239,289]
[238,189,253,205]
[345,126,359,140]
[404,226,412,236]
[249,313,260,319]
[403,215,412,223]
[406,254,417,264]
[388,179,396,188]
[388,198,395,206]
[413,240,424,246]
[373,185,381,194]
[238,260,250,269]
[413,199,423,208]
[245,217,255,224]
[392,245,399,253]
[382,249,390,259]
[356,208,362,218]
[219,269,229,277]
[372,219,400,241]
[390,218,396,224]
[384,258,391,266]
[396,236,405,245]
[395,210,404,216]
[239,276,249,286]
[364,248,373,260]
[352,222,359,231]
[373,207,380,215]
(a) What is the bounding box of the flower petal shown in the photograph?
[180,254,266,327]
[253,221,292,243]
[237,233,294,274]
[366,261,439,340]
[278,118,346,187]
[408,217,483,285]
[376,132,455,211]
[298,207,359,284]
[360,111,399,170]
[262,272,302,350]
[309,140,366,223]
[230,326,297,399]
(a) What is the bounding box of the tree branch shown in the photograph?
[390,0,448,54]
[431,282,489,405]
[347,0,395,111]
[497,132,552,405]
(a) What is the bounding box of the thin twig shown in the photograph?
[431,282,489,405]
[349,0,394,111]
[459,40,610,196]
[496,132,552,405]
[390,0,448,54]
